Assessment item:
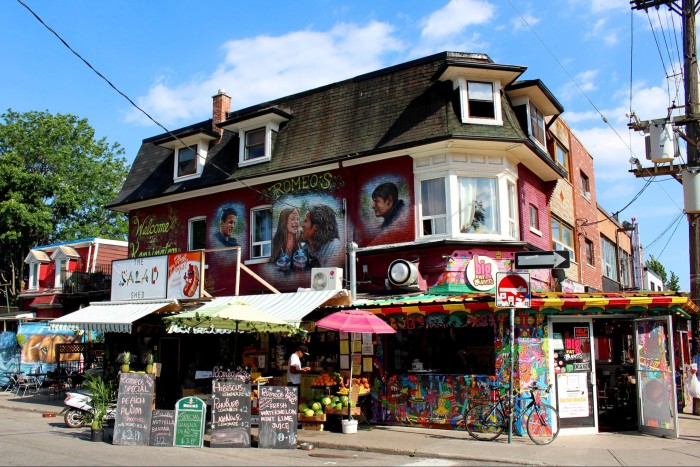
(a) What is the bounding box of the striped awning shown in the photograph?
[49,300,180,333]
[354,291,698,319]
[168,290,341,333]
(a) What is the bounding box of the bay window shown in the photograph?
[416,155,518,241]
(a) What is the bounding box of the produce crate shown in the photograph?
[324,407,361,416]
[301,422,324,431]
[299,413,327,422]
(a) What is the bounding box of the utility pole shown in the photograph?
[630,0,700,414]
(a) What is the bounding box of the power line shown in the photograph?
[16,0,300,211]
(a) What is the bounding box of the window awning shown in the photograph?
[49,300,180,333]
[167,290,342,333]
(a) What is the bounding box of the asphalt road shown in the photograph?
[0,408,481,466]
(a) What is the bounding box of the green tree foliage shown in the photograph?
[0,109,129,300]
[666,271,680,292]
[645,255,667,284]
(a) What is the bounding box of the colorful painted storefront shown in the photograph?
[358,291,697,437]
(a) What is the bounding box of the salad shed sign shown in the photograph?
[111,252,203,301]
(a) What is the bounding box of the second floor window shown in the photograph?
[552,217,575,257]
[601,236,617,280]
[420,178,448,236]
[251,207,272,259]
[529,204,540,231]
[245,128,266,161]
[177,145,197,177]
[585,238,594,265]
[55,258,69,289]
[189,217,206,251]
[458,177,498,234]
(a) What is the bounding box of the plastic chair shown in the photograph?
[15,374,41,396]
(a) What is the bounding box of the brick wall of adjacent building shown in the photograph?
[569,131,602,291]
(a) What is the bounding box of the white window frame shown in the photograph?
[600,236,617,280]
[453,77,503,126]
[188,216,207,251]
[250,205,272,260]
[237,122,280,167]
[28,261,40,290]
[529,204,542,236]
[415,154,518,241]
[54,258,69,289]
[173,141,209,182]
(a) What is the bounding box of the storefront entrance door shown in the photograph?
[550,319,597,435]
[635,316,678,438]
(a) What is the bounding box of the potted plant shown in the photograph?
[119,351,131,373]
[81,373,116,442]
[145,353,154,374]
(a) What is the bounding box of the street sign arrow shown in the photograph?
[514,250,570,269]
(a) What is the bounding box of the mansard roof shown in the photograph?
[108,51,553,211]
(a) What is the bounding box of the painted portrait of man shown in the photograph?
[213,207,239,247]
[372,182,405,229]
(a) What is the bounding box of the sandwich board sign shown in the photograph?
[495,273,531,309]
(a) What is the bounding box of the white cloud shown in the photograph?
[510,12,540,32]
[420,0,495,40]
[126,21,403,127]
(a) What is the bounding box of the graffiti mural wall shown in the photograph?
[372,311,550,431]
[16,322,83,374]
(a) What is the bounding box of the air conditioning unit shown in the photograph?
[310,267,344,291]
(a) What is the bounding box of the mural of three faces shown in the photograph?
[210,174,411,281]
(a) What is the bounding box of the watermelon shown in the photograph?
[321,397,332,406]
[335,402,343,410]
[311,402,321,411]
[304,409,314,417]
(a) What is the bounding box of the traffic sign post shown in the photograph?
[514,250,570,269]
[495,272,531,444]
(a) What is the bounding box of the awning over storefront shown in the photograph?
[353,291,699,319]
[168,290,342,334]
[49,300,180,333]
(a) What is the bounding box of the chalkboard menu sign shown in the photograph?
[149,410,175,447]
[113,373,155,446]
[258,386,298,449]
[210,378,252,448]
[174,397,206,448]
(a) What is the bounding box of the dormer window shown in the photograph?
[245,128,266,161]
[50,246,80,290]
[151,128,218,182]
[218,107,292,168]
[24,250,50,290]
[467,81,496,119]
[177,145,197,177]
[453,78,503,125]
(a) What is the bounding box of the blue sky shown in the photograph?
[1,0,691,290]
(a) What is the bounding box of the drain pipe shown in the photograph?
[347,242,358,301]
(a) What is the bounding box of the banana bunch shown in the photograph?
[337,388,349,395]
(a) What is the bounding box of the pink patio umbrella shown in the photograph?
[315,309,396,420]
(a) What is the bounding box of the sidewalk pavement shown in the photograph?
[1,390,699,466]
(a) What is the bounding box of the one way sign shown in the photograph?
[514,250,570,269]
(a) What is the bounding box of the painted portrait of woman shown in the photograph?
[270,206,301,271]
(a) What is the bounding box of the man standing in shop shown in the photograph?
[287,345,311,387]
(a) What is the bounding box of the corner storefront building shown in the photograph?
[333,289,697,439]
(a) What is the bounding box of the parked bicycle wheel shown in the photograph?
[526,403,560,445]
[464,404,505,441]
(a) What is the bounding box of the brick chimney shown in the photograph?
[212,89,231,140]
